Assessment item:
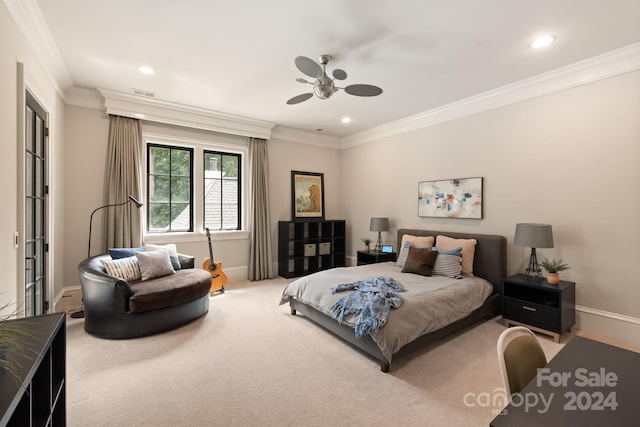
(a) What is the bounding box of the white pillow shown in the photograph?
[102,256,141,282]
[136,249,176,281]
[145,243,178,256]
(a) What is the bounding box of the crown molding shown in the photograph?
[8,0,640,147]
[341,42,640,148]
[64,87,104,110]
[99,89,275,139]
[270,126,341,149]
[4,0,73,96]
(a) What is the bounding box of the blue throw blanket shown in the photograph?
[330,276,406,338]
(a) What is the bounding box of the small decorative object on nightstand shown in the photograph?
[357,250,396,266]
[502,274,575,342]
[539,258,570,285]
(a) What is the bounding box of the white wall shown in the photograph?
[0,2,65,313]
[342,70,640,344]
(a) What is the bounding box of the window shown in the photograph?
[204,151,241,231]
[147,144,193,232]
[145,137,245,235]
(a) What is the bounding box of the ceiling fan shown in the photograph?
[287,55,383,105]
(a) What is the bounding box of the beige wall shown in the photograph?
[61,109,343,287]
[62,105,109,287]
[342,70,640,343]
[0,2,65,312]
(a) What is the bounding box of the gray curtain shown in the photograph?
[248,137,274,280]
[103,115,143,251]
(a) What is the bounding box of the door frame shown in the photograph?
[16,62,52,317]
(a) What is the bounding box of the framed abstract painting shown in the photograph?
[418,177,483,219]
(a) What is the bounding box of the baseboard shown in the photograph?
[218,265,248,282]
[53,286,82,314]
[576,305,640,347]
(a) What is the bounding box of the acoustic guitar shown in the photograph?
[203,227,228,293]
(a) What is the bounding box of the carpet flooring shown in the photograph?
[65,278,565,427]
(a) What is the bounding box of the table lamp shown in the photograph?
[370,217,389,252]
[514,223,554,278]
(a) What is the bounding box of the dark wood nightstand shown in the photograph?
[502,274,575,342]
[357,250,396,266]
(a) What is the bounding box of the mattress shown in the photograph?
[280,262,492,362]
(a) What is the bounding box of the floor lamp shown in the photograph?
[514,223,554,278]
[70,195,143,319]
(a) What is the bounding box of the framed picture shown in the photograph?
[418,177,483,219]
[291,170,325,221]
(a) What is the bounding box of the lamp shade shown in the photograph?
[514,223,554,248]
[369,217,390,232]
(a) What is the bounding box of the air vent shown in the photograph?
[131,88,155,98]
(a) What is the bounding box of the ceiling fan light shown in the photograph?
[313,76,336,99]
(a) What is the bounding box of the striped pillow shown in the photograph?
[102,256,141,282]
[432,253,462,278]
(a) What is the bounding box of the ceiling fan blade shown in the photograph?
[295,56,322,78]
[296,78,313,84]
[344,84,383,97]
[332,69,347,80]
[286,93,314,105]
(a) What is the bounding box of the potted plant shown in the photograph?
[0,303,32,383]
[539,258,570,284]
[360,237,372,252]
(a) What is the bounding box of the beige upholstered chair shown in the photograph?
[497,326,547,396]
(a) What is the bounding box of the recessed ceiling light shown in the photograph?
[138,65,155,75]
[530,35,555,49]
[341,117,352,124]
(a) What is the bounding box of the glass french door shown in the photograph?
[25,90,48,317]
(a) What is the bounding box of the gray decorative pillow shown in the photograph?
[102,256,141,282]
[145,243,181,270]
[136,249,176,281]
[432,253,462,279]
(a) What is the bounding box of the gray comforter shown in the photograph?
[280,262,492,362]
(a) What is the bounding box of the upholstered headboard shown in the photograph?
[397,229,507,296]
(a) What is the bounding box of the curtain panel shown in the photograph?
[103,115,143,252]
[248,137,274,280]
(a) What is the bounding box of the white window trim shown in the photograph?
[142,132,249,242]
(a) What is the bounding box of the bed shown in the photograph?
[280,228,507,372]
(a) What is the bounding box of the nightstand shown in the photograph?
[357,250,396,266]
[502,274,575,342]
